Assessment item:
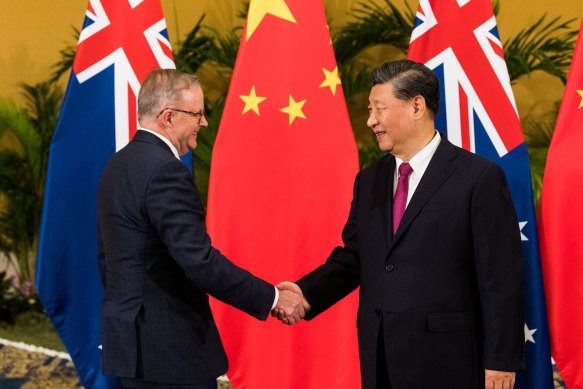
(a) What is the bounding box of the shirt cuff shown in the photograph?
[271,287,279,310]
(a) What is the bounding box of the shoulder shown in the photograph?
[108,133,177,170]
[441,138,501,175]
[359,153,393,181]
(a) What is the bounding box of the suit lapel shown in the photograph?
[389,138,458,250]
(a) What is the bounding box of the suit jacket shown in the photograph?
[297,138,525,389]
[97,130,275,384]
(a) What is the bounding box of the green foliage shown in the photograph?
[206,27,243,75]
[173,15,217,75]
[50,27,80,83]
[505,15,577,84]
[192,96,224,208]
[0,103,40,283]
[333,0,414,68]
[0,82,63,284]
[0,271,43,325]
[522,103,559,209]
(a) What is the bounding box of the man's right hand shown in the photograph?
[271,282,310,325]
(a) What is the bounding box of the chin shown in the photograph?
[378,143,392,152]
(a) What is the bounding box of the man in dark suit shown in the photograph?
[276,60,524,389]
[97,69,307,388]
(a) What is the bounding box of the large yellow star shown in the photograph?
[246,0,296,41]
[319,66,342,96]
[577,90,583,109]
[280,95,307,125]
[239,86,266,115]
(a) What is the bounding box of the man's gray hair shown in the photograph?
[137,68,201,121]
[369,60,440,118]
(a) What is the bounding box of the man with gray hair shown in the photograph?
[97,68,307,388]
[276,60,525,389]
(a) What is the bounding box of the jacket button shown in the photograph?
[385,264,395,272]
[374,308,382,316]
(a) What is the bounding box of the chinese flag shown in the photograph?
[206,0,360,388]
[539,18,583,389]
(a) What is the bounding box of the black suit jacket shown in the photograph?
[97,130,274,384]
[297,138,525,389]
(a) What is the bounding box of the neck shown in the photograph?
[397,129,436,162]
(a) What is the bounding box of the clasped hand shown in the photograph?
[271,282,310,325]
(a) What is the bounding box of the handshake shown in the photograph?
[271,282,311,325]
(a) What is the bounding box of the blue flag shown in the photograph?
[35,0,179,387]
[408,1,554,388]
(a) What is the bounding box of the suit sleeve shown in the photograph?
[296,172,361,320]
[97,218,106,287]
[145,160,275,321]
[471,164,525,371]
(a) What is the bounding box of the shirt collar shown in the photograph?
[139,128,180,160]
[395,131,441,176]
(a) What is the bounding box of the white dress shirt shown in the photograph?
[393,131,441,207]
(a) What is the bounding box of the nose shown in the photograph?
[199,114,208,128]
[367,111,378,128]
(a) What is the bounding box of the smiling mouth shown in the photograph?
[374,130,386,138]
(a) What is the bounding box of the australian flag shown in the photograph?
[35,1,177,387]
[408,0,554,388]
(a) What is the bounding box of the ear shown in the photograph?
[156,108,173,128]
[411,96,426,120]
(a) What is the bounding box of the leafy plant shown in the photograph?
[0,82,63,285]
[504,15,577,84]
[333,0,414,69]
[173,15,217,75]
[522,103,560,209]
[192,96,225,208]
[0,271,43,324]
[50,27,80,83]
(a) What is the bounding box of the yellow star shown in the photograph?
[246,0,296,41]
[239,86,266,116]
[577,90,583,109]
[280,95,307,125]
[319,66,342,96]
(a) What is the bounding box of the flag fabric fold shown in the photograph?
[206,0,360,388]
[407,1,554,388]
[35,1,176,387]
[539,18,583,389]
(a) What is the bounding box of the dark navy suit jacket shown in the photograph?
[97,130,274,384]
[297,138,525,389]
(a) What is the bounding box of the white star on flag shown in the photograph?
[524,323,537,343]
[519,221,528,241]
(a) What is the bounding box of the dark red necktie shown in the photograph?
[393,162,413,234]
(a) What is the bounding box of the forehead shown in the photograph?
[179,86,204,108]
[368,82,399,105]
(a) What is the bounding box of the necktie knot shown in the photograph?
[399,162,413,178]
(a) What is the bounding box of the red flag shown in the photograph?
[206,0,360,387]
[539,18,583,389]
